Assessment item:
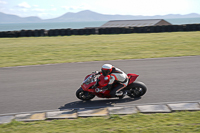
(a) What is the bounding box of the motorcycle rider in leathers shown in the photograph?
[95,64,128,98]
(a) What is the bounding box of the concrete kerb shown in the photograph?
[0,116,15,124]
[136,104,171,113]
[0,101,200,124]
[167,102,200,112]
[46,109,77,119]
[78,107,108,117]
[15,112,46,122]
[108,106,138,115]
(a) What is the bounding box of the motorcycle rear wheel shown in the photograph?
[76,87,95,101]
[127,81,147,98]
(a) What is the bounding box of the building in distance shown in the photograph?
[101,19,172,28]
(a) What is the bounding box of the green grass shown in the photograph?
[0,31,200,67]
[1,32,200,132]
[1,111,200,133]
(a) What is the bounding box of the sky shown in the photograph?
[0,0,200,19]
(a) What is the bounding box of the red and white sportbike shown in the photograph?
[76,72,147,101]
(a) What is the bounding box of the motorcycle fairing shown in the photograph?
[127,73,139,85]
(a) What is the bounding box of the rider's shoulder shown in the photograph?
[111,67,123,74]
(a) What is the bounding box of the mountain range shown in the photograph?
[1,10,200,23]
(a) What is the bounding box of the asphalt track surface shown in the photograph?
[0,56,200,115]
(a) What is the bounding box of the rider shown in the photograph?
[95,64,128,98]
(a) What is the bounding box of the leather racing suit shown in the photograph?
[105,67,128,97]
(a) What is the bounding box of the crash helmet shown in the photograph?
[101,64,113,76]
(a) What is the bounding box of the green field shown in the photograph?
[1,111,200,133]
[0,31,200,67]
[1,32,200,132]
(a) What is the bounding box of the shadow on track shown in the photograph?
[59,97,141,110]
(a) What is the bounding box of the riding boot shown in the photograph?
[118,91,127,99]
[110,84,126,97]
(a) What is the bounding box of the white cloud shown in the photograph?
[51,8,57,11]
[18,2,31,8]
[0,0,6,4]
[62,4,90,11]
[33,8,46,12]
[33,5,39,7]
[62,6,77,10]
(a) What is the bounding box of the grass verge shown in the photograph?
[0,31,200,67]
[0,111,200,133]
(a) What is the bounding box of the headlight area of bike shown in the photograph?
[83,75,97,85]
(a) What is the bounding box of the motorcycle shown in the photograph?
[76,72,147,101]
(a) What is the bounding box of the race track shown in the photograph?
[0,56,200,114]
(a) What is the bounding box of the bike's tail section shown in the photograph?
[127,73,139,85]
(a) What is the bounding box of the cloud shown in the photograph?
[18,2,31,8]
[62,6,78,10]
[62,4,90,11]
[51,8,57,11]
[0,0,7,4]
[33,8,46,12]
[33,5,39,7]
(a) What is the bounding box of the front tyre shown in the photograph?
[127,81,147,98]
[76,87,95,101]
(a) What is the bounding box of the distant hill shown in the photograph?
[1,10,200,23]
[46,10,200,22]
[0,12,42,23]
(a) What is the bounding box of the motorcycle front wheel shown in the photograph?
[76,87,95,101]
[127,81,147,98]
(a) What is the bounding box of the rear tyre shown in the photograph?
[127,81,147,98]
[76,87,95,101]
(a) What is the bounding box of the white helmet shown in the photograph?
[101,64,113,76]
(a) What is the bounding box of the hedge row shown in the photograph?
[0,24,200,38]
[98,24,200,34]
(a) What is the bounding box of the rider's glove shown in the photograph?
[92,71,99,75]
